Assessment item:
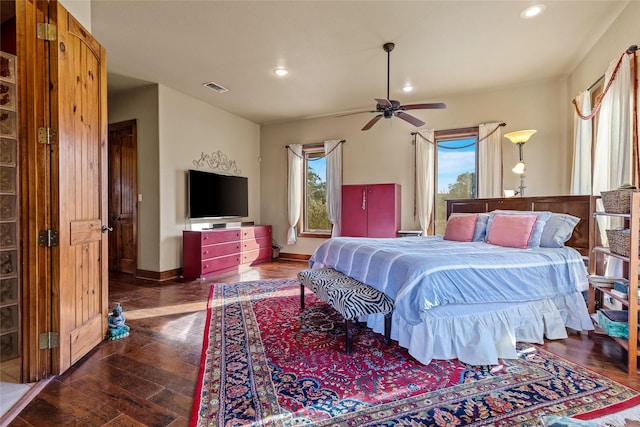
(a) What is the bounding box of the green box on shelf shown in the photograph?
[597,309,640,339]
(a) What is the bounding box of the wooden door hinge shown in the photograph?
[39,230,59,247]
[37,127,56,145]
[39,332,59,349]
[36,23,57,41]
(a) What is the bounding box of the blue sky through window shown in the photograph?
[437,137,476,193]
[309,156,326,181]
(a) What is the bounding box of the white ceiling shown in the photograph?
[91,1,629,126]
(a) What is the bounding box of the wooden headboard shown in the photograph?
[446,195,596,257]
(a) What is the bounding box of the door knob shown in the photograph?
[102,225,113,233]
[112,216,121,221]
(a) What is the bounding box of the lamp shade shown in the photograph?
[512,161,526,174]
[504,129,537,144]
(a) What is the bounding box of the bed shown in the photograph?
[308,195,597,366]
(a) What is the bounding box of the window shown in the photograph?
[301,145,331,236]
[434,128,478,234]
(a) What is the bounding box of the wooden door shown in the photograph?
[108,120,137,274]
[341,185,367,237]
[15,0,55,382]
[49,1,108,373]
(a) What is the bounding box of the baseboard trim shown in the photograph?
[135,268,181,281]
[278,252,311,261]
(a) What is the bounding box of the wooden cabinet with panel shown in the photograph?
[341,184,400,238]
[182,225,272,280]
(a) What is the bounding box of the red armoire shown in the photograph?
[341,184,401,237]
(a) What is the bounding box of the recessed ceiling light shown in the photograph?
[402,84,413,93]
[273,67,289,77]
[520,4,546,19]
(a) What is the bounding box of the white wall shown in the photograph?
[568,2,640,101]
[108,85,161,272]
[60,0,91,31]
[261,76,569,256]
[109,84,260,273]
[158,85,261,272]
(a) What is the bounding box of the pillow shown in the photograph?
[486,213,537,248]
[539,415,604,427]
[540,213,580,248]
[443,213,478,242]
[485,210,552,248]
[472,213,490,242]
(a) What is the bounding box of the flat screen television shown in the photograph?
[187,169,248,219]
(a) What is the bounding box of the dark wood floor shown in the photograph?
[6,259,640,426]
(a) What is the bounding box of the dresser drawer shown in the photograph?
[201,229,241,244]
[242,236,270,252]
[242,225,272,240]
[242,246,272,264]
[201,241,241,259]
[201,254,241,274]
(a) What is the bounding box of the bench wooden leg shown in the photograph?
[300,284,305,310]
[383,313,392,345]
[345,319,354,354]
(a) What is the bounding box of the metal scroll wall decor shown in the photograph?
[192,149,241,175]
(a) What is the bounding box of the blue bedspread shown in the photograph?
[309,236,589,325]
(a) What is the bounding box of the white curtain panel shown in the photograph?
[591,54,632,277]
[571,90,592,195]
[415,129,435,235]
[324,140,343,237]
[593,53,632,196]
[478,123,503,198]
[287,144,303,244]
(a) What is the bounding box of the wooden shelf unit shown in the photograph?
[182,225,272,280]
[588,192,640,375]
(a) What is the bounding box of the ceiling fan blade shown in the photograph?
[362,114,383,131]
[335,110,377,118]
[395,111,425,127]
[375,98,393,108]
[401,102,447,110]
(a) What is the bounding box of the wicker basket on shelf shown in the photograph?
[601,188,637,214]
[606,229,631,257]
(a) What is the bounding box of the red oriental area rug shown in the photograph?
[191,279,640,426]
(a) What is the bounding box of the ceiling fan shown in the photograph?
[358,42,446,131]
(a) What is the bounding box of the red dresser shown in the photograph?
[341,184,400,238]
[182,225,272,280]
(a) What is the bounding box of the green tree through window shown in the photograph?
[304,148,331,233]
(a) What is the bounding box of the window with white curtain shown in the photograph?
[434,128,478,234]
[300,144,331,236]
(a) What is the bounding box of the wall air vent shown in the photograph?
[203,81,229,93]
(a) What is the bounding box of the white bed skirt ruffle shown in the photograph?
[365,291,594,366]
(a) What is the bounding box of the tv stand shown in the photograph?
[182,225,272,280]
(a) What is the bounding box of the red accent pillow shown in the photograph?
[443,213,478,242]
[486,213,537,248]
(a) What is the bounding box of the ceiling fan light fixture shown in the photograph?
[359,42,446,131]
[520,4,546,19]
[273,67,289,77]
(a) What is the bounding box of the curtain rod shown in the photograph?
[586,45,637,92]
[410,122,506,136]
[588,75,605,92]
[285,139,345,148]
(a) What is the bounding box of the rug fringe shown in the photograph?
[591,406,640,427]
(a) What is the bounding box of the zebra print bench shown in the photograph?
[297,268,394,353]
